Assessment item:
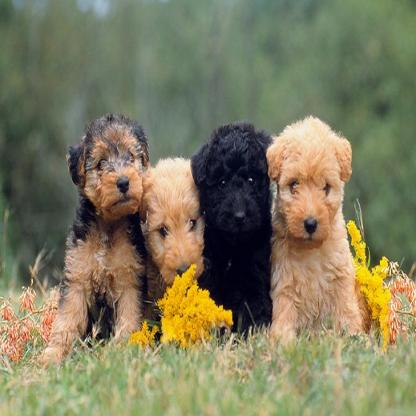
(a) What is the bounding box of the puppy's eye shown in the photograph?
[219,180,226,188]
[248,177,254,184]
[128,152,135,163]
[189,219,197,231]
[324,183,331,195]
[289,180,299,194]
[97,159,107,170]
[159,226,168,238]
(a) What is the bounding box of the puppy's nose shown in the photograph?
[234,211,246,223]
[116,176,129,194]
[304,217,318,235]
[176,264,190,276]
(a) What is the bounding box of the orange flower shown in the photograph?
[6,323,19,343]
[1,287,59,364]
[40,308,57,342]
[388,263,416,345]
[19,287,36,312]
[19,318,33,342]
[1,303,15,321]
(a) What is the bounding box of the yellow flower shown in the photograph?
[347,220,391,349]
[346,221,367,265]
[157,264,233,348]
[129,321,158,347]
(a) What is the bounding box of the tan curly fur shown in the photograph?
[267,116,365,344]
[141,158,204,320]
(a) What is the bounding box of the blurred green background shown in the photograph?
[0,0,415,286]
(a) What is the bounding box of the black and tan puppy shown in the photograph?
[41,114,149,364]
[191,122,273,333]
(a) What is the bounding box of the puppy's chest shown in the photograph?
[215,255,259,295]
[296,262,335,298]
[275,255,338,318]
[71,226,143,302]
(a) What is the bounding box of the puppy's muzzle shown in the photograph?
[304,217,318,235]
[234,210,246,224]
[176,264,190,276]
[117,176,130,194]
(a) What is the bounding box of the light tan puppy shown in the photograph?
[141,158,204,319]
[267,117,364,344]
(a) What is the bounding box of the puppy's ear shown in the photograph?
[132,125,150,169]
[335,136,352,182]
[139,170,152,220]
[266,136,285,182]
[67,141,86,187]
[139,141,150,169]
[255,130,272,152]
[191,143,210,187]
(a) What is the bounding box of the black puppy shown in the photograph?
[191,122,273,333]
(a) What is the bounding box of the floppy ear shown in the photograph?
[266,136,286,182]
[335,136,352,182]
[191,143,210,187]
[255,130,272,152]
[139,141,150,169]
[139,170,152,220]
[132,125,150,169]
[67,141,86,187]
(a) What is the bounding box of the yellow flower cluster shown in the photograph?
[347,220,391,349]
[128,321,158,348]
[157,264,233,348]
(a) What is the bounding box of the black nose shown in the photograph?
[176,264,190,276]
[234,211,246,223]
[304,217,318,234]
[116,176,129,194]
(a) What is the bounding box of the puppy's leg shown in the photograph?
[114,285,141,341]
[41,284,88,364]
[333,277,364,335]
[355,280,371,332]
[270,293,298,345]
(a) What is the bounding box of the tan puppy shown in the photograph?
[141,158,204,319]
[267,117,364,344]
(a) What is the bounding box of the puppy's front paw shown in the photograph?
[270,324,296,346]
[113,327,136,344]
[39,346,65,366]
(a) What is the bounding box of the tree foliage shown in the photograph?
[0,0,415,281]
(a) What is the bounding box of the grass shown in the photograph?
[1,332,416,416]
[2,211,415,415]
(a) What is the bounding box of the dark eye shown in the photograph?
[248,177,254,184]
[189,219,197,231]
[159,226,168,238]
[128,152,135,163]
[289,180,299,194]
[97,159,106,170]
[324,183,331,195]
[219,179,226,188]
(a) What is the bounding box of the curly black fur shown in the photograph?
[191,122,273,333]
